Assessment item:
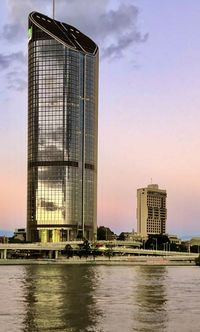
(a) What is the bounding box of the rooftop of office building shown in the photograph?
[29,11,98,55]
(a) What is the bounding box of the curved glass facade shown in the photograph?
[27,12,98,242]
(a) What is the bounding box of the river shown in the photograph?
[0,265,199,331]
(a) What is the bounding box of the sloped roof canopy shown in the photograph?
[29,11,98,55]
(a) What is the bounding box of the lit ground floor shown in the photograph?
[27,225,95,243]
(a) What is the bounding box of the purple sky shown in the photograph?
[0,0,200,237]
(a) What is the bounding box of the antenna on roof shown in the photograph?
[53,0,55,19]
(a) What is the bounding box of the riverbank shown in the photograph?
[0,255,196,266]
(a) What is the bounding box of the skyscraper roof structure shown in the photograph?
[29,12,98,55]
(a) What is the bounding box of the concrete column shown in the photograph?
[52,229,60,243]
[48,250,53,259]
[55,250,58,259]
[0,250,4,259]
[3,249,7,259]
[67,229,70,242]
[40,230,48,243]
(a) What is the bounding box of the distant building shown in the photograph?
[118,231,144,242]
[168,234,181,245]
[137,184,167,237]
[0,236,8,244]
[13,228,26,242]
[190,237,200,246]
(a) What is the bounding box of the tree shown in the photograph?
[195,255,200,266]
[179,244,188,252]
[97,226,115,240]
[104,248,114,260]
[169,242,179,252]
[145,234,170,250]
[63,244,73,258]
[191,245,200,253]
[79,240,91,258]
[9,237,23,243]
[118,232,125,241]
[91,247,101,260]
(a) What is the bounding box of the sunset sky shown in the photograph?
[0,0,200,237]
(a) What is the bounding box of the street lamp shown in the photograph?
[152,238,158,251]
[165,242,170,251]
[155,238,158,251]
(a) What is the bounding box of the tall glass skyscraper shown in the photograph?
[27,12,98,242]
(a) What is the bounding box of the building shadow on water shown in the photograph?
[22,265,102,332]
[133,266,168,332]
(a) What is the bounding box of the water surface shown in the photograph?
[0,265,199,332]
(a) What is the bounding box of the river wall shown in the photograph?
[0,255,196,266]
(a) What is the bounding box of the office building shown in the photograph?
[27,12,98,242]
[137,184,167,237]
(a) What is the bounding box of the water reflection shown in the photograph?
[22,265,102,332]
[22,265,168,332]
[93,266,138,332]
[134,266,168,332]
[92,266,168,332]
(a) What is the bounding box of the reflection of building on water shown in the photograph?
[27,11,98,243]
[23,265,101,332]
[134,266,168,331]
